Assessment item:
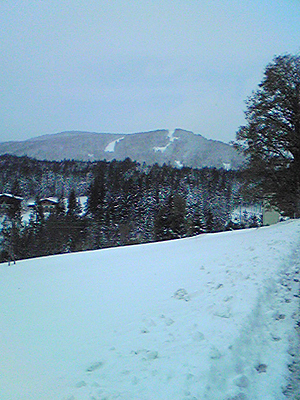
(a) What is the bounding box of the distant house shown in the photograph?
[0,193,23,214]
[39,198,59,212]
[28,197,59,212]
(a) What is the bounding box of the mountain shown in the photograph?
[0,129,245,169]
[1,220,299,399]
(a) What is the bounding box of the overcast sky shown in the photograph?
[1,0,300,144]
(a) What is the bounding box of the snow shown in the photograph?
[175,160,183,168]
[167,130,179,143]
[0,220,300,400]
[21,209,32,224]
[231,204,263,225]
[104,137,124,153]
[223,163,231,170]
[154,130,179,153]
[78,196,88,213]
[153,143,171,153]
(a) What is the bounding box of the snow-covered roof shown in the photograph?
[0,193,23,201]
[39,197,58,204]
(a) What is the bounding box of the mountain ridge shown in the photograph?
[0,129,245,169]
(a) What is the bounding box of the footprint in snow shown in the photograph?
[213,306,231,318]
[140,318,157,333]
[192,331,205,341]
[146,350,159,360]
[226,393,247,400]
[173,288,190,301]
[233,374,249,388]
[209,346,222,359]
[75,380,87,388]
[271,333,281,341]
[86,361,104,372]
[273,312,285,321]
[255,363,267,373]
[130,349,159,360]
[160,314,175,326]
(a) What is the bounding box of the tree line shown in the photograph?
[0,156,244,262]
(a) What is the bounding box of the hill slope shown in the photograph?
[1,220,300,399]
[0,129,245,169]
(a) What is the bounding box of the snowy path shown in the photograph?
[0,220,300,399]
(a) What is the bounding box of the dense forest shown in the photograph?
[0,154,95,197]
[0,154,254,263]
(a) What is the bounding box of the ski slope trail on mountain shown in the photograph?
[1,220,300,399]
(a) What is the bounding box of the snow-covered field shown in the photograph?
[1,220,300,400]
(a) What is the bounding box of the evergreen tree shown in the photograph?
[154,194,187,241]
[56,194,66,217]
[67,189,81,217]
[0,198,23,264]
[87,170,106,220]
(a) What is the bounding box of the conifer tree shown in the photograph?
[67,189,81,217]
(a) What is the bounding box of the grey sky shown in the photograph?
[1,0,300,143]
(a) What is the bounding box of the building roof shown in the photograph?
[39,197,59,204]
[0,193,23,201]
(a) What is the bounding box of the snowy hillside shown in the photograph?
[0,129,245,169]
[1,221,300,399]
